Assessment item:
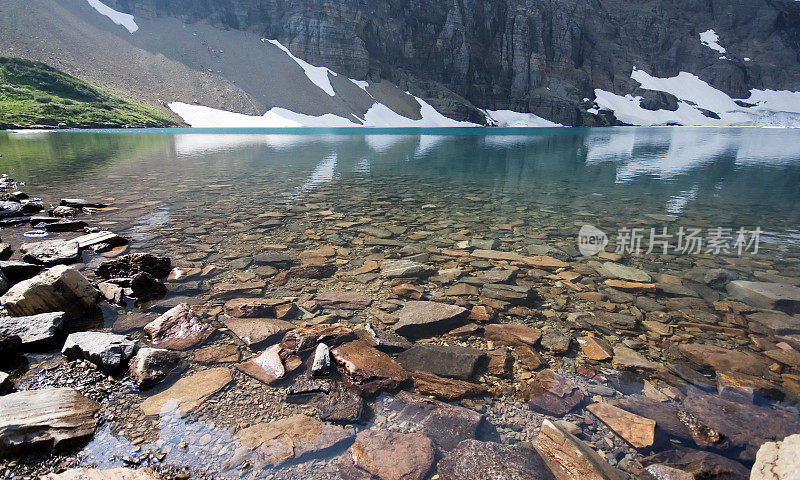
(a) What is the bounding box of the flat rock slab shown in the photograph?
[62,332,137,373]
[481,283,534,304]
[140,367,232,416]
[577,336,613,361]
[751,433,800,480]
[349,429,435,480]
[375,391,483,451]
[522,255,569,270]
[236,345,285,385]
[281,324,354,354]
[331,340,409,394]
[0,312,64,347]
[393,301,469,340]
[678,343,770,377]
[20,240,81,266]
[396,344,484,381]
[520,369,584,416]
[380,260,437,278]
[234,414,354,467]
[533,419,626,480]
[586,402,655,448]
[727,281,800,315]
[412,371,487,400]
[471,250,523,262]
[96,253,171,279]
[438,439,555,480]
[225,317,294,347]
[0,265,98,318]
[747,311,800,336]
[43,468,162,479]
[0,388,100,457]
[611,346,661,371]
[601,262,652,282]
[144,304,215,350]
[223,298,290,318]
[484,323,542,346]
[314,291,373,310]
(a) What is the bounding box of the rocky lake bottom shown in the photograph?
[0,128,798,480]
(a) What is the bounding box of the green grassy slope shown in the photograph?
[0,57,177,129]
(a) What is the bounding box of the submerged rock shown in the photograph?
[140,367,232,416]
[521,369,584,416]
[0,265,98,318]
[236,345,286,385]
[0,388,100,457]
[397,344,484,381]
[392,301,469,340]
[225,317,294,347]
[438,439,554,480]
[412,371,487,400]
[62,332,137,373]
[314,291,373,310]
[586,401,656,448]
[380,259,436,278]
[42,468,162,479]
[484,323,542,347]
[281,323,354,354]
[331,340,409,394]
[533,419,626,480]
[727,281,800,315]
[349,429,435,480]
[129,348,182,390]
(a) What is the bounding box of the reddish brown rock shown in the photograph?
[533,419,626,480]
[577,336,613,361]
[193,344,239,364]
[520,369,584,416]
[413,371,487,400]
[315,291,373,310]
[143,304,215,350]
[484,323,542,347]
[236,345,285,385]
[604,279,656,293]
[281,323,354,354]
[522,255,568,271]
[331,340,410,394]
[223,298,290,318]
[225,317,294,347]
[487,348,513,377]
[349,430,434,480]
[678,343,770,377]
[140,368,232,416]
[392,301,469,340]
[515,345,545,370]
[586,402,656,448]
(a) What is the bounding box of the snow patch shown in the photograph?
[263,39,336,96]
[699,29,726,54]
[86,0,138,34]
[485,110,562,127]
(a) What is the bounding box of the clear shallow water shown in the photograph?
[2,127,800,478]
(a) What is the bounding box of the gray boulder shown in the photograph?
[62,332,137,373]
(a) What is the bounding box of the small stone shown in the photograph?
[96,253,171,279]
[225,317,294,347]
[312,343,331,377]
[601,262,652,282]
[236,345,285,384]
[42,468,161,480]
[315,291,373,310]
[577,336,613,361]
[727,281,800,315]
[611,346,660,371]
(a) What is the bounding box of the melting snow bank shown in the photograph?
[169,97,478,128]
[699,29,726,54]
[86,0,138,34]
[485,110,563,127]
[263,39,337,96]
[592,68,800,127]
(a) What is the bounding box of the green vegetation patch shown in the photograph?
[0,57,176,128]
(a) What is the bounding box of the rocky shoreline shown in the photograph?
[0,173,797,479]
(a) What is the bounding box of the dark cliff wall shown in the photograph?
[109,0,800,125]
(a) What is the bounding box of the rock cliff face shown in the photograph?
[106,0,800,125]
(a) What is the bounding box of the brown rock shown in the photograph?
[533,419,626,480]
[515,345,544,370]
[488,348,513,377]
[577,336,613,361]
[143,304,215,351]
[522,255,568,270]
[604,279,656,293]
[520,369,584,416]
[438,439,554,480]
[678,343,770,377]
[211,280,266,296]
[225,317,294,347]
[281,323,354,354]
[349,430,434,480]
[392,301,469,340]
[445,283,481,296]
[468,305,495,322]
[223,298,289,318]
[140,368,232,416]
[193,344,239,364]
[612,346,661,371]
[485,323,542,347]
[586,402,656,448]
[412,371,487,400]
[331,340,410,394]
[236,345,285,384]
[315,291,373,310]
[471,250,522,262]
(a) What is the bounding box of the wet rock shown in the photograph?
[676,410,724,447]
[315,291,373,310]
[392,301,469,340]
[727,281,800,315]
[705,269,739,289]
[96,253,171,279]
[541,330,570,353]
[438,439,554,480]
[481,283,534,304]
[356,325,412,354]
[143,303,216,350]
[252,252,294,267]
[349,429,435,480]
[62,332,137,373]
[397,344,484,381]
[140,367,233,416]
[0,312,64,347]
[445,283,481,296]
[412,370,487,400]
[44,220,88,232]
[522,255,569,271]
[0,388,100,457]
[281,323,355,354]
[533,419,626,480]
[129,272,167,301]
[577,336,613,361]
[601,262,652,282]
[0,265,98,318]
[128,348,181,390]
[42,468,162,479]
[312,343,331,376]
[747,311,800,336]
[471,250,523,262]
[613,397,693,443]
[290,263,337,279]
[225,317,294,347]
[20,240,81,266]
[612,345,661,371]
[639,464,694,480]
[484,323,542,346]
[321,384,365,423]
[375,391,483,451]
[520,369,584,416]
[678,343,770,377]
[604,279,656,293]
[750,434,800,480]
[60,198,107,208]
[193,343,240,364]
[586,401,656,448]
[331,340,410,394]
[683,391,800,461]
[236,345,285,384]
[233,414,354,466]
[380,259,436,278]
[97,281,125,305]
[643,448,750,480]
[0,260,43,283]
[223,298,291,318]
[516,344,545,370]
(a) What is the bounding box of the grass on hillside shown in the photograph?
[0,57,177,129]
